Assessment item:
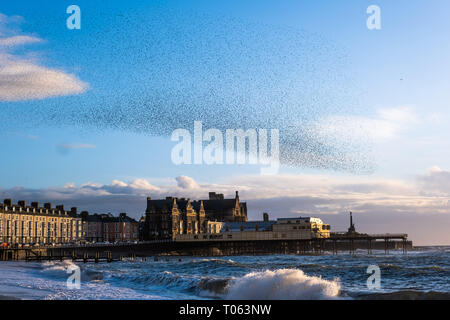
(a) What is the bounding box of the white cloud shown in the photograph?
[0,13,88,102]
[0,35,43,47]
[1,171,447,214]
[176,175,200,189]
[129,179,160,191]
[417,166,450,196]
[111,180,128,187]
[1,171,450,244]
[63,182,75,189]
[312,106,418,142]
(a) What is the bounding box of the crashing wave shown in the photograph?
[198,269,340,300]
[40,260,103,281]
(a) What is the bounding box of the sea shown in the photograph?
[0,246,449,300]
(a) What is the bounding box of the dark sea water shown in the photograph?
[0,246,449,300]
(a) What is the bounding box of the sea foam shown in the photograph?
[225,269,341,300]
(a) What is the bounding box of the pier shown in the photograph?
[0,233,411,262]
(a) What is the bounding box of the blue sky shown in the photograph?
[1,1,450,244]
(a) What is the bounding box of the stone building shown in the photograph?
[193,191,247,222]
[0,199,85,246]
[142,191,247,240]
[81,212,139,243]
[143,197,206,240]
[81,212,103,242]
[103,213,139,242]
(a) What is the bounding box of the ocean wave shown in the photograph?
[423,265,446,271]
[198,269,341,300]
[378,263,403,270]
[40,261,103,282]
[197,278,230,297]
[186,258,248,269]
[111,270,199,291]
[111,267,342,300]
[376,263,449,275]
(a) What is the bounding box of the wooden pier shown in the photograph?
[326,233,409,255]
[0,233,411,262]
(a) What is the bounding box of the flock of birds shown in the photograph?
[3,7,374,173]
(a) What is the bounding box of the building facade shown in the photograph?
[143,197,207,240]
[273,217,331,238]
[176,217,331,242]
[82,212,139,243]
[192,191,248,222]
[103,213,139,242]
[143,191,248,240]
[0,199,85,246]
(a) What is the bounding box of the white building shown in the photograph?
[175,216,330,242]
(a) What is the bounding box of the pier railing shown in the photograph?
[330,233,408,240]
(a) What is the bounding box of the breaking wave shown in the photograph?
[109,266,341,300]
[40,260,103,281]
[199,269,341,300]
[111,270,199,291]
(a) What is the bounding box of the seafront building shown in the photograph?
[142,197,207,240]
[0,199,85,245]
[142,191,330,241]
[1,192,331,246]
[194,191,248,222]
[142,191,248,240]
[0,199,138,246]
[175,215,331,242]
[81,212,139,243]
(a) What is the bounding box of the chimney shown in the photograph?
[31,202,39,208]
[209,192,216,200]
[44,203,52,210]
[71,207,77,215]
[18,200,27,207]
[3,199,12,206]
[263,213,269,222]
[56,205,64,211]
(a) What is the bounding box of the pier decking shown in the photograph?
[0,233,411,262]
